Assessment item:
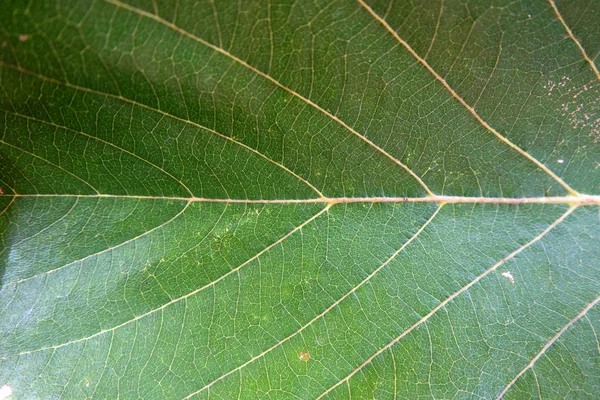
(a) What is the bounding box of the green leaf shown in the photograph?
[1,0,599,398]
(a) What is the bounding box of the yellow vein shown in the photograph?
[424,0,444,59]
[0,201,191,288]
[1,109,195,198]
[547,0,600,82]
[316,205,577,399]
[0,139,100,194]
[101,0,434,197]
[0,205,328,359]
[2,193,600,206]
[497,295,600,399]
[0,61,324,199]
[181,204,442,398]
[0,195,16,217]
[357,0,579,196]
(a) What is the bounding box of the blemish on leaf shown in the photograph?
[558,80,600,141]
[502,271,515,284]
[18,34,29,42]
[0,384,12,400]
[1,41,6,48]
[557,159,564,164]
[298,351,310,362]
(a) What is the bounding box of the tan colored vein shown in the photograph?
[0,205,328,359]
[101,0,434,197]
[497,295,600,399]
[0,195,16,217]
[181,204,442,399]
[2,193,600,206]
[0,139,100,194]
[547,0,600,82]
[0,201,191,288]
[424,0,444,60]
[316,205,577,399]
[0,61,324,199]
[357,0,579,196]
[1,109,195,198]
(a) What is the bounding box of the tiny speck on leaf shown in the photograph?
[1,41,6,48]
[0,384,12,400]
[502,271,515,284]
[299,351,310,362]
[557,159,564,164]
[18,34,28,42]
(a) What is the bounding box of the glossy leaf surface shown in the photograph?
[1,0,599,398]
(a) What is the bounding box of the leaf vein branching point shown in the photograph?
[357,0,580,197]
[497,295,600,399]
[547,0,600,82]
[315,206,577,399]
[100,0,434,197]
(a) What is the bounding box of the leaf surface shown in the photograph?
[0,0,599,399]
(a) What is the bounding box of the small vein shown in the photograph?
[357,0,579,196]
[0,61,324,199]
[497,295,600,399]
[0,139,100,195]
[424,0,444,60]
[0,196,79,252]
[0,204,328,359]
[101,0,434,197]
[1,109,195,198]
[547,0,600,82]
[181,204,442,398]
[0,195,16,217]
[315,205,577,399]
[0,200,191,287]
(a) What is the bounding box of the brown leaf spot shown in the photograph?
[18,34,28,42]
[298,351,310,362]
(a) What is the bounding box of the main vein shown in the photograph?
[2,193,599,206]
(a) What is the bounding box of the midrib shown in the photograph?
[2,193,600,206]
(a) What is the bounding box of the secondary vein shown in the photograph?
[100,0,434,196]
[357,0,579,197]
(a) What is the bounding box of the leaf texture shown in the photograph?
[0,0,599,399]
